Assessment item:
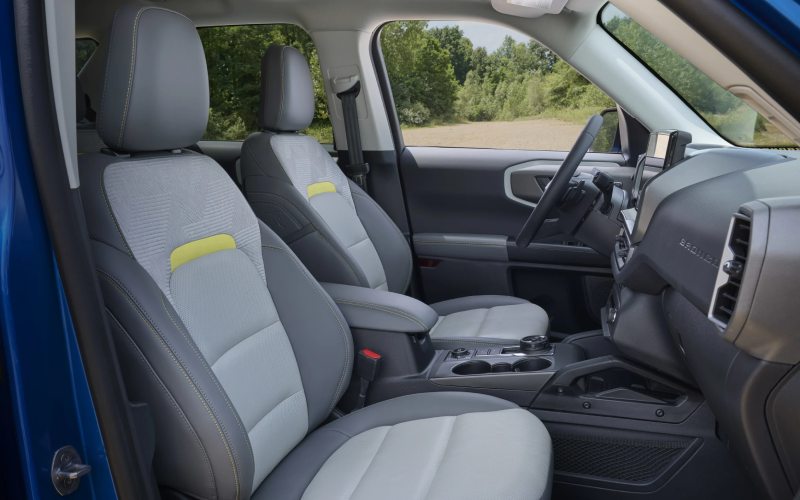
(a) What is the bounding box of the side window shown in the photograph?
[198,25,332,143]
[76,38,98,74]
[379,21,617,151]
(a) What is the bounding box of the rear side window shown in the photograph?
[76,38,97,74]
[199,25,332,143]
[378,21,617,152]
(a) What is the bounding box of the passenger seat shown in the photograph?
[79,7,553,499]
[241,45,550,346]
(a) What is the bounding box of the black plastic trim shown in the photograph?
[12,1,156,498]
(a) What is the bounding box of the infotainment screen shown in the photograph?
[646,129,691,170]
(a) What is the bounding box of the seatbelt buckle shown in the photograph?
[354,348,382,410]
[357,348,382,382]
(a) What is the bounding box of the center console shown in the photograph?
[431,337,583,393]
[323,281,702,427]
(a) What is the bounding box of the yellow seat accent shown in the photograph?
[170,234,236,271]
[307,181,337,198]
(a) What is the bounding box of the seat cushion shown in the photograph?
[254,392,552,500]
[428,295,550,344]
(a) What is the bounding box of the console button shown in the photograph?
[520,335,550,352]
[450,348,470,359]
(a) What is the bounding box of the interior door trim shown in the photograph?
[504,158,628,207]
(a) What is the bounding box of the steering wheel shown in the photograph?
[515,114,604,248]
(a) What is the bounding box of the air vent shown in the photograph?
[710,213,750,327]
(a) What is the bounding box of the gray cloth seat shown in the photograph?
[240,45,549,344]
[256,392,551,500]
[428,295,552,346]
[79,6,552,500]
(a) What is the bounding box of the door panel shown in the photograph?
[400,147,627,235]
[400,146,624,333]
[508,162,640,206]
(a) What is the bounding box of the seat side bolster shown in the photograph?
[349,180,413,294]
[259,223,354,429]
[93,241,255,500]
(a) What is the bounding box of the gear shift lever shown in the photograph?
[520,335,550,352]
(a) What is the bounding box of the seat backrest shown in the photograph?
[241,46,412,294]
[76,76,106,153]
[79,8,353,498]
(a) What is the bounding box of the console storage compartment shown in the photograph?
[532,355,702,423]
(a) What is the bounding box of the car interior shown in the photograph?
[10,0,800,498]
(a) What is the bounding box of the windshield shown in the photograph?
[600,4,794,148]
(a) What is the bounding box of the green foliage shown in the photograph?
[381,22,459,126]
[452,45,612,124]
[398,102,431,126]
[592,111,619,152]
[192,17,790,148]
[205,108,247,141]
[199,25,331,141]
[76,39,98,73]
[380,24,613,140]
[603,12,794,146]
[603,16,739,115]
[429,26,474,84]
[199,21,616,148]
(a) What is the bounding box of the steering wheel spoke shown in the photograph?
[514,115,604,248]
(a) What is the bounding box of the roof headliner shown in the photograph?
[76,0,602,46]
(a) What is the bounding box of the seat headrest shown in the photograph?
[97,6,208,152]
[259,45,315,132]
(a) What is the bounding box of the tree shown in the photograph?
[430,26,474,84]
[380,21,459,124]
[604,16,738,114]
[199,25,329,140]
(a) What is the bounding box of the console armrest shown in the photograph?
[321,283,438,333]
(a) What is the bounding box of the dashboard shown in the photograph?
[605,141,800,499]
[618,146,795,311]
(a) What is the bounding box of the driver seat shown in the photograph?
[241,46,550,344]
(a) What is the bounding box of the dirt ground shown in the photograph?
[401,118,585,150]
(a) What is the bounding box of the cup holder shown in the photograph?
[452,359,551,375]
[492,362,513,373]
[513,358,552,372]
[452,360,491,375]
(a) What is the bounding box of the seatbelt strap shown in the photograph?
[333,75,370,189]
